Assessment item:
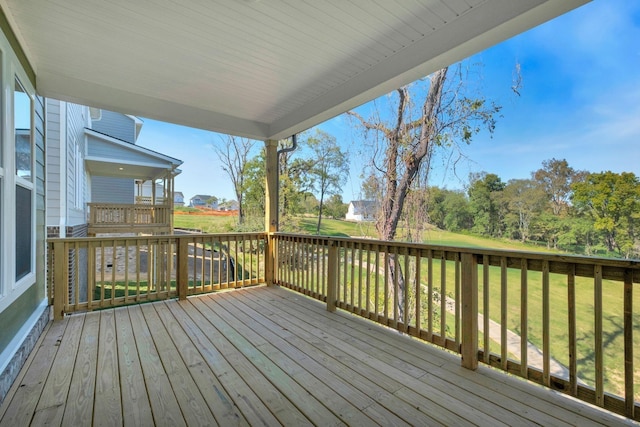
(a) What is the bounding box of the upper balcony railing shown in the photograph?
[87,202,172,234]
[47,231,640,422]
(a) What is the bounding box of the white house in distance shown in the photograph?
[174,191,185,207]
[190,194,218,209]
[345,200,377,222]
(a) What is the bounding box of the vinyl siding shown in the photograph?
[66,103,88,225]
[87,136,161,164]
[45,99,61,224]
[91,176,134,203]
[90,110,136,144]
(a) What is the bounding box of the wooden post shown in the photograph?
[326,240,338,312]
[53,240,68,321]
[460,252,478,370]
[264,139,278,286]
[177,237,189,300]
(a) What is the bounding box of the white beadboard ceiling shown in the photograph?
[1,0,588,140]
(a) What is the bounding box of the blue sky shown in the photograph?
[136,0,640,203]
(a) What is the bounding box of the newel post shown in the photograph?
[53,240,68,321]
[326,239,338,312]
[264,139,279,286]
[461,252,478,370]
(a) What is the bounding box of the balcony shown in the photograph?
[87,203,172,235]
[2,232,638,424]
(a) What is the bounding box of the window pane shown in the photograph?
[15,78,32,180]
[16,185,32,280]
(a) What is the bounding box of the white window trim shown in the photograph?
[0,34,37,313]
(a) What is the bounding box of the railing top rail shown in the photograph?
[48,231,268,244]
[272,232,640,271]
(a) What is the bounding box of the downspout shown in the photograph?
[275,134,298,227]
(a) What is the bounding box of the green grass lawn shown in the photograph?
[174,214,238,233]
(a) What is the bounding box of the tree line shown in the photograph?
[420,159,640,258]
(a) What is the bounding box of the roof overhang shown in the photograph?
[85,129,182,180]
[1,0,589,140]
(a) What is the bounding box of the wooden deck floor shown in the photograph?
[0,286,633,426]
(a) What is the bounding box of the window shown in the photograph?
[15,185,31,280]
[14,76,33,284]
[14,78,31,180]
[74,138,84,209]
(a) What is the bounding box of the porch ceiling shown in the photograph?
[1,0,588,140]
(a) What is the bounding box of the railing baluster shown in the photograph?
[53,240,67,320]
[624,269,634,418]
[455,252,461,347]
[74,241,80,309]
[594,264,604,406]
[404,247,410,333]
[415,250,421,337]
[441,251,447,340]
[358,243,364,314]
[427,249,433,339]
[178,237,188,300]
[124,240,130,305]
[111,239,116,306]
[350,242,356,311]
[520,258,528,378]
[542,260,550,387]
[483,255,490,364]
[100,240,106,306]
[135,241,141,301]
[326,240,337,312]
[374,245,380,321]
[343,241,349,308]
[383,245,389,323]
[568,263,577,396]
[392,246,400,328]
[500,257,508,371]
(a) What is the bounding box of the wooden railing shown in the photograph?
[272,232,640,421]
[48,232,266,317]
[87,203,171,234]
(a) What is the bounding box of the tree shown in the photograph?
[572,171,640,257]
[304,130,348,234]
[468,172,506,237]
[323,194,348,219]
[349,66,500,241]
[501,179,546,242]
[441,190,473,232]
[349,65,501,318]
[213,135,257,224]
[533,158,581,216]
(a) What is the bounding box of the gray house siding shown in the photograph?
[91,176,134,204]
[66,103,87,226]
[87,137,159,164]
[90,110,136,144]
[45,99,61,225]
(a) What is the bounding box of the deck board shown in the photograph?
[0,285,634,426]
